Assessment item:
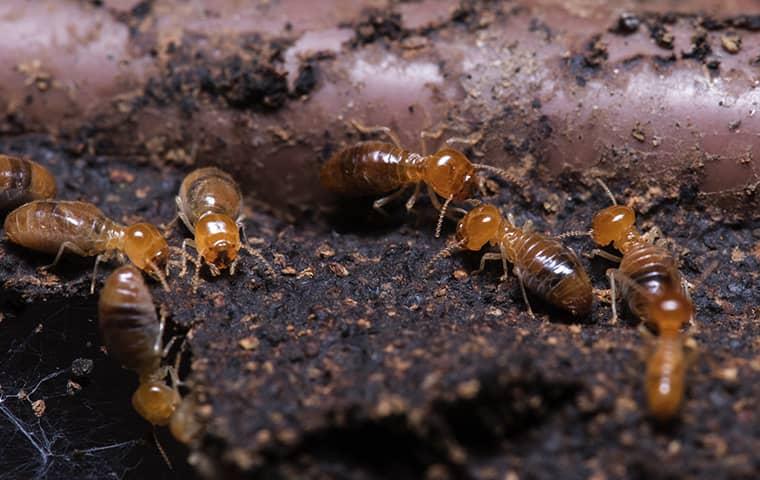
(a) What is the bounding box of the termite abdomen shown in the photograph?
[645,337,686,422]
[320,141,422,196]
[513,232,594,316]
[98,265,162,377]
[0,155,57,211]
[619,243,682,321]
[4,200,116,255]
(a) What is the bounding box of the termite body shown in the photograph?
[434,204,593,317]
[642,287,694,422]
[0,155,57,211]
[98,265,203,444]
[321,126,519,236]
[4,200,171,291]
[175,167,272,290]
[588,183,690,324]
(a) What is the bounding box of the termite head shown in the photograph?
[195,213,240,269]
[591,205,636,247]
[456,204,502,251]
[124,223,170,273]
[132,381,181,426]
[648,288,693,333]
[169,397,204,444]
[425,148,477,200]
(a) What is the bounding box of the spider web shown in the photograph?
[0,297,196,480]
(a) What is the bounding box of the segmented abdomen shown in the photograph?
[179,167,242,227]
[98,265,162,377]
[619,243,682,321]
[320,141,423,195]
[512,232,593,316]
[4,200,115,256]
[645,335,686,421]
[0,155,56,210]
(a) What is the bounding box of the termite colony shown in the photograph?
[321,126,701,422]
[0,117,705,470]
[0,157,274,461]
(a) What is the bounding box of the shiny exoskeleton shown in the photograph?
[176,167,272,290]
[642,287,694,422]
[589,188,689,324]
[321,141,477,201]
[4,200,171,292]
[434,204,593,317]
[98,264,163,378]
[321,136,519,236]
[0,155,57,211]
[98,265,203,444]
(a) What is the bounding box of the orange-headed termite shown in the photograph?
[174,167,273,291]
[640,286,695,422]
[430,203,593,317]
[320,123,521,237]
[4,200,178,292]
[98,265,204,447]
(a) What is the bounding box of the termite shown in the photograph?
[174,167,273,291]
[98,265,204,447]
[3,200,177,292]
[580,180,690,324]
[0,154,57,211]
[320,123,521,237]
[429,203,593,317]
[642,287,695,422]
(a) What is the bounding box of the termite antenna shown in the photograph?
[596,179,618,205]
[435,195,454,238]
[153,428,173,470]
[472,164,526,188]
[146,259,170,292]
[241,244,276,276]
[159,216,178,236]
[556,230,592,239]
[426,239,465,275]
[689,258,719,293]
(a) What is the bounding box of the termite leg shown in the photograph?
[90,251,111,294]
[473,252,503,276]
[41,241,88,272]
[405,183,421,211]
[351,121,403,149]
[445,132,483,147]
[373,187,408,215]
[420,128,444,156]
[514,268,535,319]
[606,269,620,324]
[586,249,623,263]
[175,196,195,233]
